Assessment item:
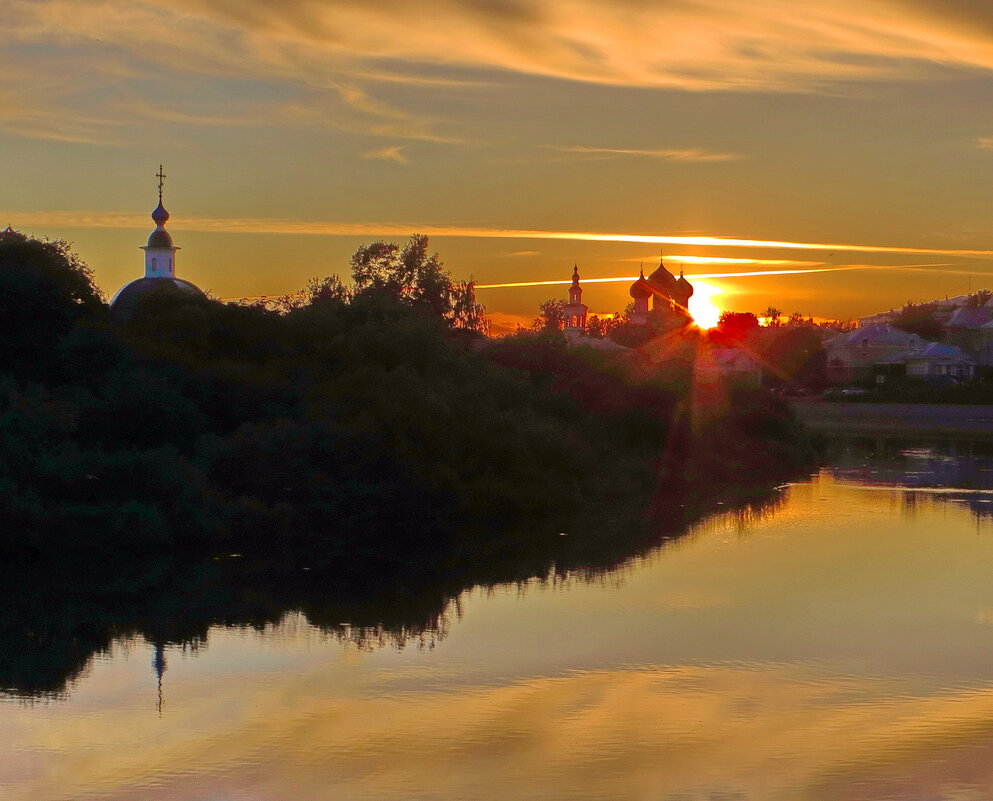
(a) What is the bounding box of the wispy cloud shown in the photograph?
[12,0,993,147]
[551,146,741,162]
[363,145,409,163]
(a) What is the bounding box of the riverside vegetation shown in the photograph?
[0,232,812,574]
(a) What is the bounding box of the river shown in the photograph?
[5,437,993,800]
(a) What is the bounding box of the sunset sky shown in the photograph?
[7,0,993,330]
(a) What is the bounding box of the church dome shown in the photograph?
[151,201,170,225]
[647,259,678,295]
[676,272,694,299]
[630,275,652,299]
[147,228,173,248]
[109,277,207,322]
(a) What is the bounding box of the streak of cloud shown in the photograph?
[640,256,824,266]
[476,267,845,290]
[6,211,993,261]
[475,263,973,289]
[550,146,741,162]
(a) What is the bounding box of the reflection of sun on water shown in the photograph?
[688,280,723,329]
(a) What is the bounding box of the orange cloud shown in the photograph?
[12,0,993,144]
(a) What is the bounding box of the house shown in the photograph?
[706,346,762,386]
[824,324,925,385]
[874,341,977,384]
[944,305,993,360]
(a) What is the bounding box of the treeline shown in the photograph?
[0,231,811,567]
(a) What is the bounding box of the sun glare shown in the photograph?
[687,281,723,329]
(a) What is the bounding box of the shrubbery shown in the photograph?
[0,233,811,565]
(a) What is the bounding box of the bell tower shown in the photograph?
[563,264,588,332]
[140,165,179,278]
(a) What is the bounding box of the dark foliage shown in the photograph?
[0,233,811,569]
[891,301,943,341]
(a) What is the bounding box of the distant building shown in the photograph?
[944,305,993,360]
[557,265,630,352]
[704,346,762,387]
[858,310,897,327]
[824,324,925,385]
[874,341,977,384]
[628,258,693,325]
[562,265,588,333]
[110,166,206,322]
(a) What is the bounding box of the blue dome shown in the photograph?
[109,277,207,322]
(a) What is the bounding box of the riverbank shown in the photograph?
[790,400,993,438]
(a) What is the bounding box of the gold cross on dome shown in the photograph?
[155,165,166,201]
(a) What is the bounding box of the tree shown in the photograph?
[306,275,351,305]
[533,299,566,331]
[349,235,486,332]
[0,232,106,378]
[891,301,943,341]
[763,307,782,327]
[714,311,760,344]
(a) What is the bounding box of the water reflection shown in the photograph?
[825,435,993,522]
[9,439,993,800]
[0,479,787,703]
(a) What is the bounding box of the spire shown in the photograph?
[564,262,587,332]
[141,165,178,277]
[156,164,166,203]
[151,165,169,225]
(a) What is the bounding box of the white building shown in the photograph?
[109,166,206,322]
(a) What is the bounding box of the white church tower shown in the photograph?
[141,165,179,278]
[109,165,206,322]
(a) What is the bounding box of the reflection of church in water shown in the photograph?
[562,257,694,333]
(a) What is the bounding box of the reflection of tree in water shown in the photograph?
[824,436,993,521]
[0,477,788,702]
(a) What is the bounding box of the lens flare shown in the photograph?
[688,281,723,329]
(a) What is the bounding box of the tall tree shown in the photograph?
[349,235,486,332]
[0,232,105,377]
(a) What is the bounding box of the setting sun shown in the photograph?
[688,280,724,329]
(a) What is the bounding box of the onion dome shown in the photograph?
[630,268,653,299]
[676,270,694,299]
[147,200,173,248]
[109,277,207,322]
[147,228,174,248]
[647,258,678,295]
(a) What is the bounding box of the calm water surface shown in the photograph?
[7,440,993,800]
